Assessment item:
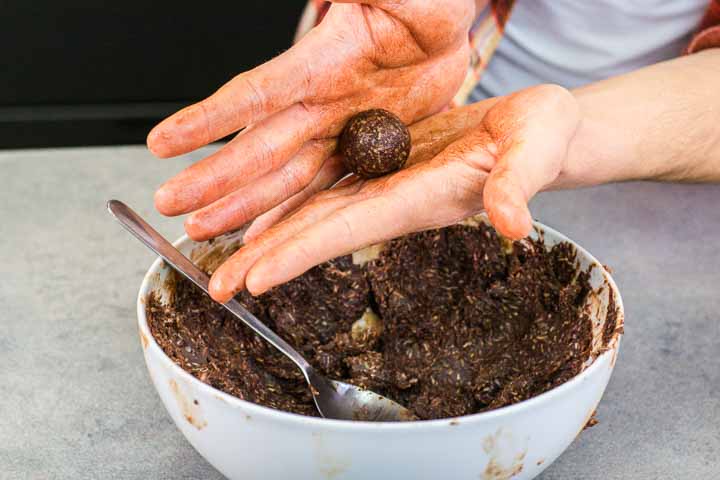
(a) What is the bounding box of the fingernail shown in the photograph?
[209,272,233,303]
[184,214,209,242]
[154,185,176,216]
[491,201,532,240]
[147,126,173,158]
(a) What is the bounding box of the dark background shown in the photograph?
[1,1,306,148]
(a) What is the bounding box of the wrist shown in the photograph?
[549,86,652,191]
[555,50,720,188]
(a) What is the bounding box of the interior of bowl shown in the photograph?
[140,215,624,419]
[518,220,624,361]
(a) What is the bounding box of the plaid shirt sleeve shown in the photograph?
[687,0,720,53]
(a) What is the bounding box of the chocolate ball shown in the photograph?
[339,109,411,179]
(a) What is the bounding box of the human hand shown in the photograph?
[148,0,475,242]
[208,84,582,302]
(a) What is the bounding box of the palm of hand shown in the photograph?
[208,85,581,302]
[148,0,474,245]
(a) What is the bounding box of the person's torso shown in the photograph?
[472,0,708,100]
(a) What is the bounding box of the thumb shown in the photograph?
[482,145,536,240]
[482,85,581,240]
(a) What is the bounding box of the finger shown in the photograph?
[244,157,481,295]
[482,85,580,240]
[147,33,325,158]
[154,103,324,216]
[184,140,337,241]
[220,137,493,299]
[243,155,349,243]
[245,191,412,295]
[481,144,536,241]
[208,185,364,302]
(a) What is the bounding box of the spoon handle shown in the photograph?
[107,200,312,373]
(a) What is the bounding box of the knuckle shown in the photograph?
[232,198,253,225]
[298,59,314,97]
[334,210,356,243]
[278,165,306,198]
[202,159,228,198]
[533,83,569,99]
[293,237,317,263]
[194,102,213,142]
[514,84,576,116]
[253,135,277,171]
[534,84,577,113]
[238,74,268,120]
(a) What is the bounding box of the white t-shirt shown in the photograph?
[472,0,708,101]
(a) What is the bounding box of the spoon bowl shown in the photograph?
[108,199,413,422]
[310,373,417,421]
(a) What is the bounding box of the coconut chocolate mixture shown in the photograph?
[147,223,595,420]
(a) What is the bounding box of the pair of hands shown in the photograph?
[148,0,581,303]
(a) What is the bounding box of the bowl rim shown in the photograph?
[137,220,624,431]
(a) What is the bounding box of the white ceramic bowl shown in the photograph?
[137,220,624,480]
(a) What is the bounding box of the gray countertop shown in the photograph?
[1,146,718,479]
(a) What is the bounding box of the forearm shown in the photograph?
[559,48,720,188]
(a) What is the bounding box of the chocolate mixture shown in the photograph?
[147,223,597,420]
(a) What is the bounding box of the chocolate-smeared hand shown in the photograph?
[208,85,582,302]
[148,0,475,243]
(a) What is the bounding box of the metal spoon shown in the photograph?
[107,200,415,422]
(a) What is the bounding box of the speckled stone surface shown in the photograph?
[1,146,718,479]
